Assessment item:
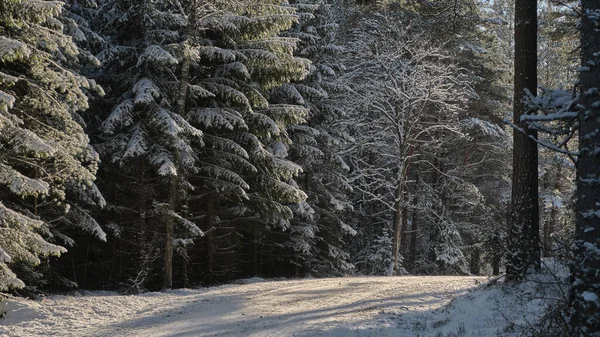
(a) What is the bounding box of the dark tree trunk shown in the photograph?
[182,255,188,288]
[428,158,442,265]
[542,207,556,258]
[506,0,540,282]
[164,0,196,290]
[206,197,215,285]
[408,174,420,272]
[568,1,600,333]
[470,246,480,275]
[393,156,411,274]
[400,191,410,257]
[543,163,561,258]
[163,173,176,289]
[251,229,258,276]
[492,251,500,276]
[181,196,190,288]
[392,179,404,274]
[137,159,148,279]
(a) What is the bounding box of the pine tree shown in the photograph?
[269,0,355,276]
[0,0,103,291]
[506,0,540,282]
[173,0,311,283]
[93,0,203,289]
[568,0,600,333]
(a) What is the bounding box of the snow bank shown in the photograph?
[230,277,268,284]
[1,298,48,325]
[388,259,569,336]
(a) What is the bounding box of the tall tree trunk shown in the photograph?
[177,0,195,117]
[163,173,177,289]
[428,158,442,265]
[206,197,215,285]
[392,154,411,274]
[543,162,561,257]
[138,159,149,282]
[506,0,539,282]
[392,178,404,274]
[182,195,190,288]
[408,173,420,272]
[492,249,501,276]
[182,256,188,288]
[470,246,480,275]
[251,229,258,276]
[542,206,556,258]
[568,1,600,333]
[400,184,410,257]
[163,0,197,290]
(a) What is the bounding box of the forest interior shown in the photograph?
[0,0,599,336]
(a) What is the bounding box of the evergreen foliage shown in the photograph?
[0,7,590,336]
[269,0,355,277]
[0,0,103,291]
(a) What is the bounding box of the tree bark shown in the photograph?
[568,2,600,333]
[506,0,539,282]
[492,231,502,276]
[542,210,554,258]
[392,176,405,274]
[163,0,196,290]
[176,0,195,118]
[162,98,180,291]
[543,162,561,257]
[408,173,420,272]
[182,255,188,288]
[400,187,410,257]
[251,229,258,276]
[492,250,500,276]
[470,246,480,275]
[138,159,149,282]
[206,197,215,285]
[392,149,411,274]
[163,173,177,289]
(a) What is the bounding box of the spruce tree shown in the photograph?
[93,0,203,289]
[568,0,600,333]
[91,0,311,286]
[0,0,103,291]
[272,0,355,276]
[186,0,311,281]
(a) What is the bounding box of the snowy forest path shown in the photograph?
[1,276,486,337]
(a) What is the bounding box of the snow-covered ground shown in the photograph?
[0,267,567,337]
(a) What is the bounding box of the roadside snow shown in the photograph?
[230,277,267,284]
[398,259,569,337]
[0,269,567,337]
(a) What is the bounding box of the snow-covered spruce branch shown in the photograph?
[504,119,579,158]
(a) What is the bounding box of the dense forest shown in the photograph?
[0,0,599,335]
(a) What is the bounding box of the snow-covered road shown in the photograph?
[1,276,486,337]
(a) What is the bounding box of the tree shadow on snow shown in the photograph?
[85,286,463,337]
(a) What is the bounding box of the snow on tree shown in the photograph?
[568,1,600,334]
[0,0,557,291]
[265,0,355,277]
[140,0,311,284]
[91,0,203,289]
[0,0,104,291]
[504,0,540,282]
[520,87,578,262]
[52,0,314,289]
[338,10,475,275]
